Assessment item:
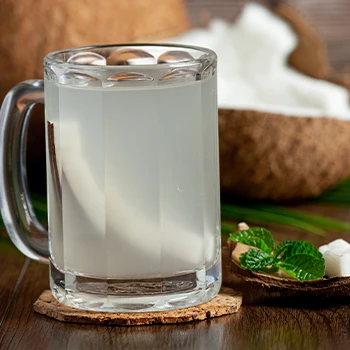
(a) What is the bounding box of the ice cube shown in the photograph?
[67,52,106,65]
[324,248,350,277]
[318,245,329,255]
[107,49,155,65]
[157,50,194,64]
[327,239,350,252]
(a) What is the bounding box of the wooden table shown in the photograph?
[1,203,350,350]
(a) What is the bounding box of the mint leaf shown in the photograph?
[240,249,278,271]
[229,227,274,254]
[277,254,325,280]
[230,227,325,280]
[275,240,323,261]
[273,240,296,259]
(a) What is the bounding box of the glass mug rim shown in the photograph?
[44,43,217,71]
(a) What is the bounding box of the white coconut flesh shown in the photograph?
[319,239,350,277]
[169,3,350,120]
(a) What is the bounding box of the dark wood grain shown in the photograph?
[1,202,350,350]
[0,239,27,324]
[2,256,350,350]
[185,0,350,73]
[0,255,49,350]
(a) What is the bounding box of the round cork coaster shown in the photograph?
[33,287,242,326]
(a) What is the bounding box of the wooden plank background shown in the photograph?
[185,0,350,73]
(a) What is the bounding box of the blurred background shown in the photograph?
[1,0,350,254]
[187,0,350,73]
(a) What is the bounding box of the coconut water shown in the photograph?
[45,76,220,279]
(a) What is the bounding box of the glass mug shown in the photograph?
[0,44,221,312]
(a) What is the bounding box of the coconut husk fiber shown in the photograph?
[0,0,189,192]
[274,4,333,80]
[219,4,350,201]
[219,110,350,201]
[275,4,350,91]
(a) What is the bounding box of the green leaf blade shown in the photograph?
[221,204,326,236]
[239,249,278,272]
[273,240,296,259]
[275,240,323,262]
[277,254,325,281]
[229,227,274,254]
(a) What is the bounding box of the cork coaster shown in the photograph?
[33,287,242,326]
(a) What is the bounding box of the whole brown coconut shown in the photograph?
[219,110,350,201]
[0,0,189,101]
[0,0,189,192]
[219,4,350,201]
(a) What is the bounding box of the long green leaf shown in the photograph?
[221,222,235,235]
[32,199,47,213]
[314,178,350,204]
[221,204,325,235]
[249,204,350,231]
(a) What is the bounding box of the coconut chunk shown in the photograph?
[327,239,350,251]
[319,240,350,277]
[323,248,350,277]
[318,245,329,255]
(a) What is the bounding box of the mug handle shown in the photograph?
[0,80,49,263]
